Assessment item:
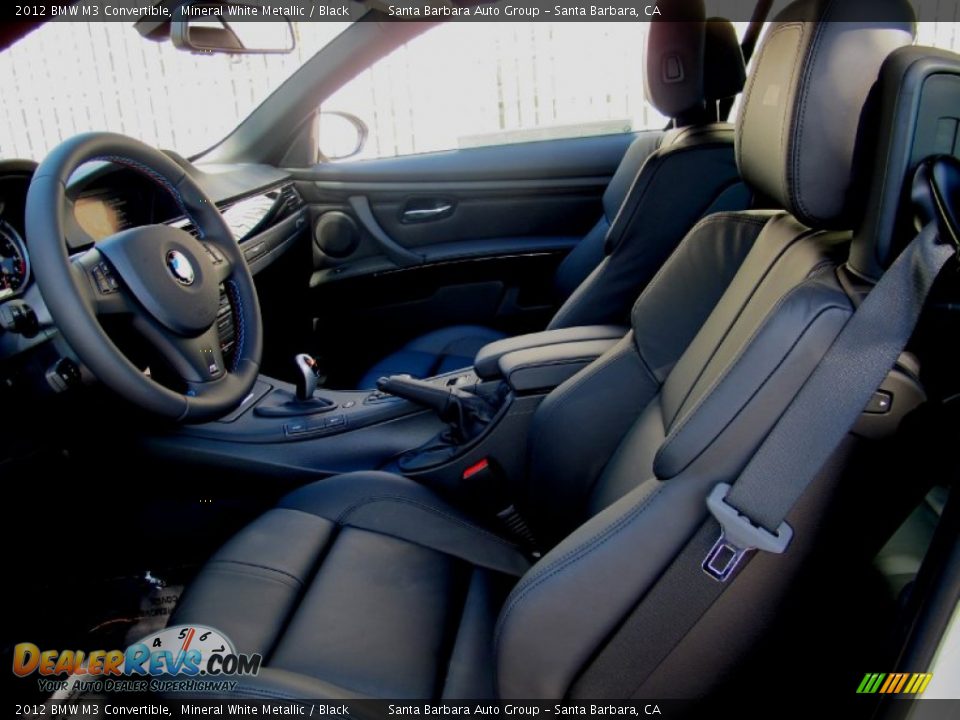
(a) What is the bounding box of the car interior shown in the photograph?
[1,0,959,710]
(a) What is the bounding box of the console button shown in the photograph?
[284,420,309,436]
[325,414,346,429]
[865,390,893,414]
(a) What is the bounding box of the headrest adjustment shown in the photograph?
[645,0,746,121]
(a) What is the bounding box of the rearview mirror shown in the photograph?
[171,2,296,55]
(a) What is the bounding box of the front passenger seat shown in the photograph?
[357,9,749,387]
[173,0,916,700]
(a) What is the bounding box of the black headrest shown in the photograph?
[850,47,960,279]
[645,0,746,119]
[735,0,915,230]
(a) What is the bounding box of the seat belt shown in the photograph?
[572,163,959,698]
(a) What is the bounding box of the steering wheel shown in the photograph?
[25,132,263,422]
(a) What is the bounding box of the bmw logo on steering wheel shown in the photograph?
[166,250,195,286]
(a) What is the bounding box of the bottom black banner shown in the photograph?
[10,699,960,720]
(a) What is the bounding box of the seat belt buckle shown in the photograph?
[702,483,794,583]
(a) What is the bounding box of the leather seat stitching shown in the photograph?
[606,140,734,251]
[331,494,520,550]
[550,261,607,329]
[493,485,663,649]
[662,269,835,446]
[531,341,655,460]
[655,274,851,474]
[631,212,771,317]
[735,23,801,168]
[778,23,810,209]
[201,564,302,591]
[659,300,851,477]
[209,559,304,587]
[661,219,816,425]
[631,213,771,377]
[790,7,834,222]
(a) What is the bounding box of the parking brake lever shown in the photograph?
[377,375,497,442]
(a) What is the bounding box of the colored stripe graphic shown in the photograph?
[856,672,932,694]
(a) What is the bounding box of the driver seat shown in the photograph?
[172,0,916,699]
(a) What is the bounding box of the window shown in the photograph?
[0,22,347,160]
[322,23,666,161]
[915,21,960,51]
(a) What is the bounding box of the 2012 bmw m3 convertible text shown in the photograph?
[1,1,959,717]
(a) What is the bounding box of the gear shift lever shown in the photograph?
[295,353,322,401]
[254,353,335,418]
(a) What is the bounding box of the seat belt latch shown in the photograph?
[702,483,794,583]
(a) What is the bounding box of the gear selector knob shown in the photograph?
[295,353,322,401]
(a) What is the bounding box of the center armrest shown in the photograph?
[474,325,627,379]
[496,338,621,392]
[474,326,627,393]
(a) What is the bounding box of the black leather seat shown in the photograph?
[357,8,749,388]
[174,0,916,699]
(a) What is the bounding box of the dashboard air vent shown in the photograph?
[270,184,304,221]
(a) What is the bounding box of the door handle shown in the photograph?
[402,202,454,223]
[348,196,423,268]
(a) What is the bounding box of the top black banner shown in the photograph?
[5,0,960,23]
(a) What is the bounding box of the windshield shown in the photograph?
[0,21,347,161]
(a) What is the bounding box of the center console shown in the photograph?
[184,368,479,443]
[163,325,627,493]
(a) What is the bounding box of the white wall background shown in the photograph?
[2,16,960,163]
[0,22,344,159]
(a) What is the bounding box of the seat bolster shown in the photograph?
[442,569,515,699]
[654,275,852,479]
[524,334,660,547]
[494,472,718,699]
[172,509,336,656]
[279,471,531,577]
[551,139,751,332]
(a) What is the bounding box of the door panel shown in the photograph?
[293,132,650,387]
[369,186,600,251]
[309,254,566,388]
[304,131,641,182]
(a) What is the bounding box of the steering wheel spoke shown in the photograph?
[201,241,235,283]
[71,247,135,315]
[26,133,261,421]
[132,317,227,385]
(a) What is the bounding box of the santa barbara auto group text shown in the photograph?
[387,706,663,716]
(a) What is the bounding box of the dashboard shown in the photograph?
[0,155,305,387]
[68,164,301,245]
[0,218,29,300]
[0,165,33,300]
[73,190,131,240]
